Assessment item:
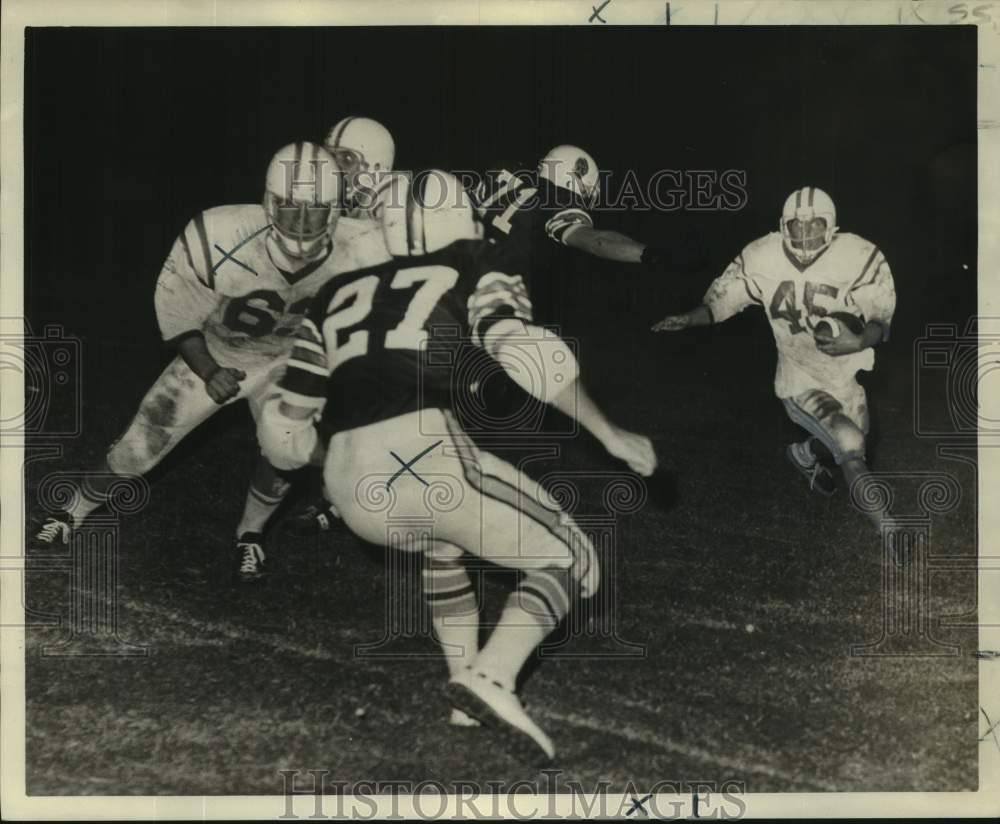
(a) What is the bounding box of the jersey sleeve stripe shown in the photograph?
[280,367,327,404]
[191,213,216,290]
[177,233,207,286]
[852,256,885,291]
[289,346,326,370]
[741,278,763,305]
[545,208,593,245]
[287,358,328,377]
[292,327,325,354]
[278,387,326,410]
[850,247,881,290]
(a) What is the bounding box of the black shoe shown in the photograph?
[234,532,266,583]
[28,510,73,550]
[785,443,837,496]
[281,501,342,538]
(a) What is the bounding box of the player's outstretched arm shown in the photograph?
[563,226,646,263]
[481,319,656,477]
[651,304,713,332]
[563,226,706,273]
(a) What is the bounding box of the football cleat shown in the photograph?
[779,186,838,264]
[446,667,555,762]
[234,532,267,583]
[28,510,73,550]
[264,142,342,261]
[537,145,601,209]
[282,501,343,538]
[786,442,837,497]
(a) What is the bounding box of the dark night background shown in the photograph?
[22,26,980,794]
[26,26,976,355]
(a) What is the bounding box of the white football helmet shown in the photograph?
[537,144,600,208]
[780,186,838,263]
[324,116,395,173]
[264,142,342,260]
[382,170,482,257]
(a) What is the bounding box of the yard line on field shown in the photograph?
[121,599,357,664]
[538,709,841,792]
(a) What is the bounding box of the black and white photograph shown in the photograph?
[1,0,998,818]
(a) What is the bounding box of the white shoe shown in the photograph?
[448,707,481,727]
[446,667,555,762]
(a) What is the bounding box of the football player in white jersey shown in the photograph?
[280,116,398,538]
[652,187,896,529]
[29,142,391,579]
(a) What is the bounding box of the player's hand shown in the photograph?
[815,328,863,357]
[651,314,689,333]
[204,367,246,404]
[604,425,657,477]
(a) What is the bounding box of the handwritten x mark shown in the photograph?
[387,441,443,489]
[981,706,1000,755]
[589,0,611,23]
[212,223,272,277]
[626,793,653,817]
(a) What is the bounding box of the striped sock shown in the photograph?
[475,567,572,688]
[423,553,479,678]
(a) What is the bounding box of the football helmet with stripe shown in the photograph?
[264,142,342,260]
[324,116,395,213]
[324,116,395,173]
[780,186,838,264]
[382,170,482,257]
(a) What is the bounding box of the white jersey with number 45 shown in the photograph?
[703,231,896,398]
[154,204,390,369]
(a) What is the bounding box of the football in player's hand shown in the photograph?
[813,311,865,341]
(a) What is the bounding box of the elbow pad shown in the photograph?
[488,321,579,403]
[258,397,319,472]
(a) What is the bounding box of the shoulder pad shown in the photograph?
[740,232,782,263]
[198,203,268,242]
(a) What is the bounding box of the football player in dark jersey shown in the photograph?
[284,144,698,538]
[471,144,699,274]
[258,171,656,762]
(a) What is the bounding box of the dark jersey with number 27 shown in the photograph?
[278,240,533,437]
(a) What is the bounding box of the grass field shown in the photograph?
[23,296,979,796]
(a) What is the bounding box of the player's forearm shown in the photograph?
[175,332,221,380]
[564,227,645,263]
[685,305,715,327]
